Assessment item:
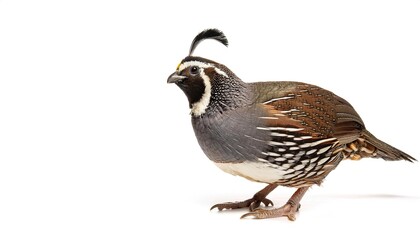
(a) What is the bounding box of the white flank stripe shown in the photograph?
[257,158,269,163]
[318,157,330,165]
[257,127,304,132]
[306,149,317,155]
[317,146,331,155]
[296,151,305,157]
[263,96,294,104]
[259,116,279,120]
[299,138,336,148]
[271,132,288,137]
[306,163,316,170]
[280,109,299,113]
[269,140,298,146]
[301,136,313,139]
[268,141,284,146]
[282,163,292,168]
[285,128,304,132]
[294,164,305,170]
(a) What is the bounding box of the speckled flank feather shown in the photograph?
[256,126,341,187]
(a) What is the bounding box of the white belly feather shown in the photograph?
[214,161,287,183]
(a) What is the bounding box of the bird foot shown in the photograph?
[241,202,301,221]
[210,197,273,212]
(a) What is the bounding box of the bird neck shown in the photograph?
[198,77,251,117]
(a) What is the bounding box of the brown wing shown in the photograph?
[247,81,367,186]
[251,81,365,144]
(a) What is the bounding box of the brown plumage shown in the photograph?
[255,81,413,161]
[251,81,414,188]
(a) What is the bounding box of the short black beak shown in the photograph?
[167,72,187,84]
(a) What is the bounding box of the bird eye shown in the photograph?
[190,66,199,75]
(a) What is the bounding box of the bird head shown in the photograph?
[168,29,246,117]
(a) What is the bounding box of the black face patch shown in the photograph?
[176,67,206,108]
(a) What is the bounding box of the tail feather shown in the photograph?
[343,130,416,162]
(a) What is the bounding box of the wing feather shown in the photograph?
[251,81,365,144]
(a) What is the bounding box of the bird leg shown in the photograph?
[241,187,309,221]
[211,184,277,211]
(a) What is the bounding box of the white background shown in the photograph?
[1,0,420,239]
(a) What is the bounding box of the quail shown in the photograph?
[167,29,415,220]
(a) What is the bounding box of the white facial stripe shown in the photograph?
[190,69,211,116]
[214,68,228,78]
[178,60,229,116]
[178,60,228,78]
[178,61,214,72]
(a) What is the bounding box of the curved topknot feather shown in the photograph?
[189,29,228,56]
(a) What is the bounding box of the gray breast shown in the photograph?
[191,106,270,163]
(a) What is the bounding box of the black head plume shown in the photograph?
[189,29,228,56]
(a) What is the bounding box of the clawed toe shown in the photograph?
[210,202,245,211]
[240,208,267,219]
[210,197,273,211]
[212,186,308,220]
[241,203,300,221]
[249,198,273,211]
[210,199,251,211]
[211,184,278,212]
